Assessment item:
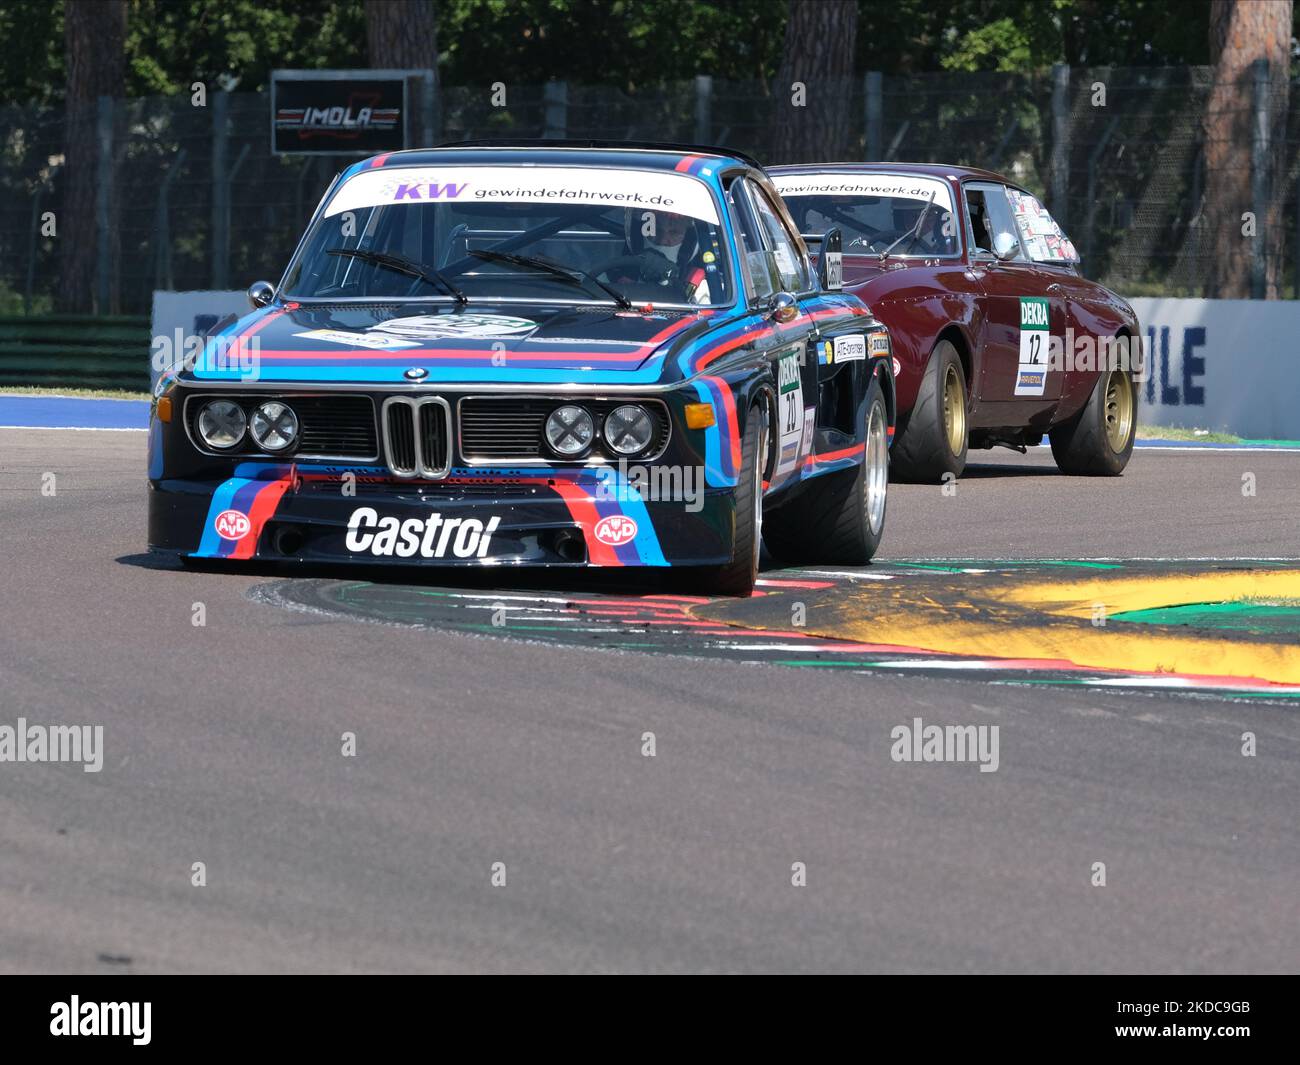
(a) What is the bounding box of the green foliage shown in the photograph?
[439,0,789,88]
[0,0,1274,107]
[124,0,366,95]
[0,1,63,105]
[858,0,1214,75]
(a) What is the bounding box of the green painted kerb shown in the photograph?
[1113,600,1300,636]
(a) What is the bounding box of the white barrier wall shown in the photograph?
[149,290,247,386]
[1127,297,1299,440]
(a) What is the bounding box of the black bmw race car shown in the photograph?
[149,142,895,595]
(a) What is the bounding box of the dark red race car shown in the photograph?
[770,164,1141,482]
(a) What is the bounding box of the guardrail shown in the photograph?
[0,315,150,391]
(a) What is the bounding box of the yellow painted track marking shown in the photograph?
[693,567,1300,685]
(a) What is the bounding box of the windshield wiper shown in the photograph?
[879,192,937,261]
[468,250,632,309]
[326,247,467,303]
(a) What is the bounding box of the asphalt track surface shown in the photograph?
[0,427,1297,973]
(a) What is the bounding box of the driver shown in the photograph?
[889,199,953,255]
[603,209,711,303]
[645,210,691,266]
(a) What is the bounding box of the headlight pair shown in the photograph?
[197,399,298,452]
[544,404,655,458]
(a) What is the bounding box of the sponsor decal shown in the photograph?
[775,348,804,478]
[892,356,902,377]
[823,249,843,289]
[869,330,891,357]
[833,334,867,362]
[594,515,638,547]
[214,509,252,540]
[387,180,467,201]
[294,328,420,350]
[1015,296,1051,397]
[344,507,502,559]
[296,315,537,348]
[370,313,537,340]
[800,406,816,461]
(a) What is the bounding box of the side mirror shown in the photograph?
[993,232,1019,261]
[248,280,276,308]
[817,227,843,291]
[768,291,799,324]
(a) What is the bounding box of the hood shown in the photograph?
[186,301,717,387]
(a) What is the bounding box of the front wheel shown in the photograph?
[1049,367,1136,475]
[890,339,968,483]
[763,376,889,565]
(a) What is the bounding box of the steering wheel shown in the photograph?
[594,252,680,289]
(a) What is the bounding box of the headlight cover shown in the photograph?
[545,405,595,457]
[197,399,247,450]
[249,401,299,452]
[603,404,655,456]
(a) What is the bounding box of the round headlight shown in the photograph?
[249,401,299,452]
[545,405,594,457]
[604,404,656,456]
[197,399,247,450]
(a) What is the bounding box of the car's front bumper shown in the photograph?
[148,461,736,567]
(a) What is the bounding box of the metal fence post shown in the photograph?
[1050,64,1070,228]
[543,81,568,139]
[1083,116,1119,267]
[864,71,882,160]
[95,95,113,313]
[154,148,186,290]
[25,184,44,314]
[1250,57,1268,300]
[694,75,712,144]
[423,71,438,146]
[212,91,229,290]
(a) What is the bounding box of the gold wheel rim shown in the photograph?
[1103,370,1133,452]
[942,363,966,456]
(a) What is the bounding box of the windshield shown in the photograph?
[771,173,959,257]
[282,164,734,307]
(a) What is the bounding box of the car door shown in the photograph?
[964,181,1066,423]
[730,178,818,492]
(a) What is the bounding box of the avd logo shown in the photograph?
[594,515,638,547]
[214,509,251,540]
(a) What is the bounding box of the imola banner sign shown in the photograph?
[1128,297,1300,440]
[271,70,410,156]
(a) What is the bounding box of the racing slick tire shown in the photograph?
[699,405,765,597]
[889,339,967,484]
[763,376,889,566]
[1049,366,1136,476]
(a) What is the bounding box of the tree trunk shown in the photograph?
[58,0,126,313]
[1203,0,1291,298]
[770,0,858,164]
[366,0,439,145]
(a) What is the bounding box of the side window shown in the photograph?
[1005,188,1080,263]
[727,182,777,301]
[964,183,1024,261]
[748,181,813,293]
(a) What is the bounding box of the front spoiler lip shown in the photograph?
[149,478,734,568]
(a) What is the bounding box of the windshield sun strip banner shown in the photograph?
[770,173,954,214]
[322,165,723,225]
